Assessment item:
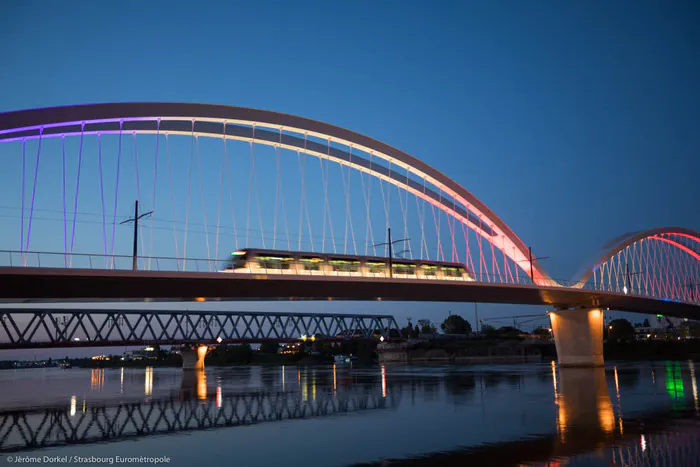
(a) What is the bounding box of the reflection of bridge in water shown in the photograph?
[362,414,700,467]
[360,364,700,467]
[2,363,699,464]
[0,370,399,453]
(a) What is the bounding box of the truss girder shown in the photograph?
[0,310,400,349]
[579,230,700,305]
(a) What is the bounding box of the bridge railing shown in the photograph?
[0,250,229,273]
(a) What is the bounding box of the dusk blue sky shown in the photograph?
[0,0,698,350]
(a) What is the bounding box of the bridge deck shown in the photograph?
[1,267,699,319]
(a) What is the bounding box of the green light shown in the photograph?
[657,314,664,318]
[232,251,245,256]
[665,362,685,400]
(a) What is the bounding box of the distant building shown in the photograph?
[278,342,302,355]
[123,346,158,361]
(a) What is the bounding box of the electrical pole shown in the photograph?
[120,200,153,271]
[373,227,409,279]
[388,227,393,278]
[521,247,548,285]
[474,302,479,333]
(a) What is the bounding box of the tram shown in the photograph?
[221,248,473,281]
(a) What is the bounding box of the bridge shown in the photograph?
[0,103,698,367]
[0,309,399,368]
[0,309,398,350]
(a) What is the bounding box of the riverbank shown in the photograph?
[6,338,699,371]
[379,338,548,363]
[605,340,700,361]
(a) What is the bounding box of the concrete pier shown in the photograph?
[181,345,207,370]
[550,307,604,367]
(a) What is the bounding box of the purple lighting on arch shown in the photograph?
[0,117,157,136]
[69,124,85,262]
[98,133,108,263]
[20,139,26,253]
[109,121,123,266]
[61,136,67,265]
[24,128,43,254]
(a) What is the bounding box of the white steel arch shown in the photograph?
[0,103,555,285]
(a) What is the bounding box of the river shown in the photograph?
[1,361,699,466]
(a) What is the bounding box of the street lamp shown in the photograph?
[373,228,410,278]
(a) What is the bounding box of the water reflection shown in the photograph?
[198,371,207,400]
[690,360,699,412]
[360,363,699,467]
[1,373,397,453]
[666,361,685,399]
[2,362,700,466]
[381,364,387,398]
[555,367,615,443]
[444,372,477,405]
[90,368,105,391]
[69,395,76,417]
[179,369,207,401]
[144,366,153,397]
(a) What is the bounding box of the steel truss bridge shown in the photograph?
[0,389,398,453]
[0,103,697,316]
[0,309,399,349]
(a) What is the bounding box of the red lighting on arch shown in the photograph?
[649,235,700,262]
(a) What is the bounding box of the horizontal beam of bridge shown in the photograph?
[2,267,699,319]
[0,308,399,349]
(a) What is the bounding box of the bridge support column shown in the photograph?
[181,345,207,370]
[550,307,604,367]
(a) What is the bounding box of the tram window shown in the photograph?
[421,265,438,276]
[330,260,360,273]
[366,262,386,274]
[393,263,416,275]
[256,256,292,270]
[442,267,463,277]
[300,257,322,271]
[228,251,248,269]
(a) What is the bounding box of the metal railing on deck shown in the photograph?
[0,250,227,273]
